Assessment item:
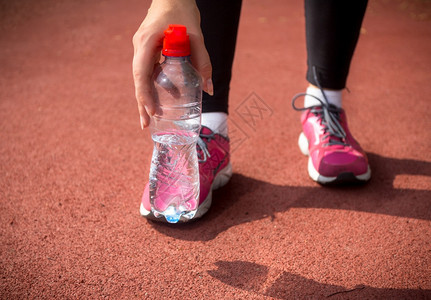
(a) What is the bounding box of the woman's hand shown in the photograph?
[132,0,213,129]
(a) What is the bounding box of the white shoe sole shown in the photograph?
[140,162,233,222]
[298,132,371,184]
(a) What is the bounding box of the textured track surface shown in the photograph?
[1,0,430,298]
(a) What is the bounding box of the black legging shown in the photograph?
[196,0,368,114]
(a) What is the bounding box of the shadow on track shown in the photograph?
[207,260,431,299]
[147,153,431,241]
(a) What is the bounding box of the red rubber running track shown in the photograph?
[1,0,430,298]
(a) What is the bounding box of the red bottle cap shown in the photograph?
[162,24,191,57]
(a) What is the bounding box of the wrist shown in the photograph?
[151,0,196,10]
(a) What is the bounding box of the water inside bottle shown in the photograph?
[149,130,200,223]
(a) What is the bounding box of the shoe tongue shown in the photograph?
[200,125,214,135]
[321,127,345,146]
[326,134,347,148]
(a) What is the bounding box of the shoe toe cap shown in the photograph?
[317,150,369,177]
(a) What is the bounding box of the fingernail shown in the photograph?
[206,78,214,96]
[140,115,145,130]
[144,105,154,117]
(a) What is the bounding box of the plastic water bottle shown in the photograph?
[148,25,202,223]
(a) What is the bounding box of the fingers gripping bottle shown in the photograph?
[149,25,202,223]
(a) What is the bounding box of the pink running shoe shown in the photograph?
[292,92,371,184]
[140,126,232,222]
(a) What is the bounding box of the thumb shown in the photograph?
[189,34,213,96]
